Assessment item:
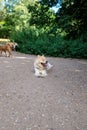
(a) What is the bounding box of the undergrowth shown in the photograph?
[10,28,87,58]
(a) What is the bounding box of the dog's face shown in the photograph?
[7,42,18,50]
[37,55,48,67]
[34,55,53,77]
[13,42,18,48]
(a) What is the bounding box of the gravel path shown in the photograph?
[0,52,87,130]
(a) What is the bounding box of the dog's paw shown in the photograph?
[47,62,53,70]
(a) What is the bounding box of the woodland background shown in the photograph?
[0,0,87,58]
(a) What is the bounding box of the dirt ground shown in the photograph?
[0,52,87,130]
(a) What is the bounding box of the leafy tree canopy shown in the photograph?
[57,0,87,38]
[28,1,55,28]
[40,0,62,7]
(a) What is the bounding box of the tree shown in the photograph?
[28,1,56,31]
[40,0,61,7]
[13,3,29,30]
[56,0,87,38]
[0,0,5,10]
[5,0,20,12]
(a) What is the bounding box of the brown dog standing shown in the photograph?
[0,44,12,57]
[0,42,18,57]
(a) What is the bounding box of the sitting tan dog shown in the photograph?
[34,55,53,77]
[0,42,18,57]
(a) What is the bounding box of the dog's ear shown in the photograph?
[42,54,45,57]
[6,43,10,46]
[15,43,18,46]
[37,55,40,58]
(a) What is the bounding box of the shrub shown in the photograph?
[10,27,87,58]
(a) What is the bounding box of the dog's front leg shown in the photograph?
[4,51,8,57]
[34,68,41,77]
[0,51,2,56]
[8,49,12,58]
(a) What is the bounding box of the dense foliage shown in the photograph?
[57,0,87,39]
[0,0,87,58]
[10,27,87,58]
[28,2,55,28]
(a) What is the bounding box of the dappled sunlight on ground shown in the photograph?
[0,39,10,42]
[3,60,9,63]
[13,56,32,60]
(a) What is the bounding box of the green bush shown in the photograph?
[10,27,87,58]
[69,39,87,58]
[0,26,11,38]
